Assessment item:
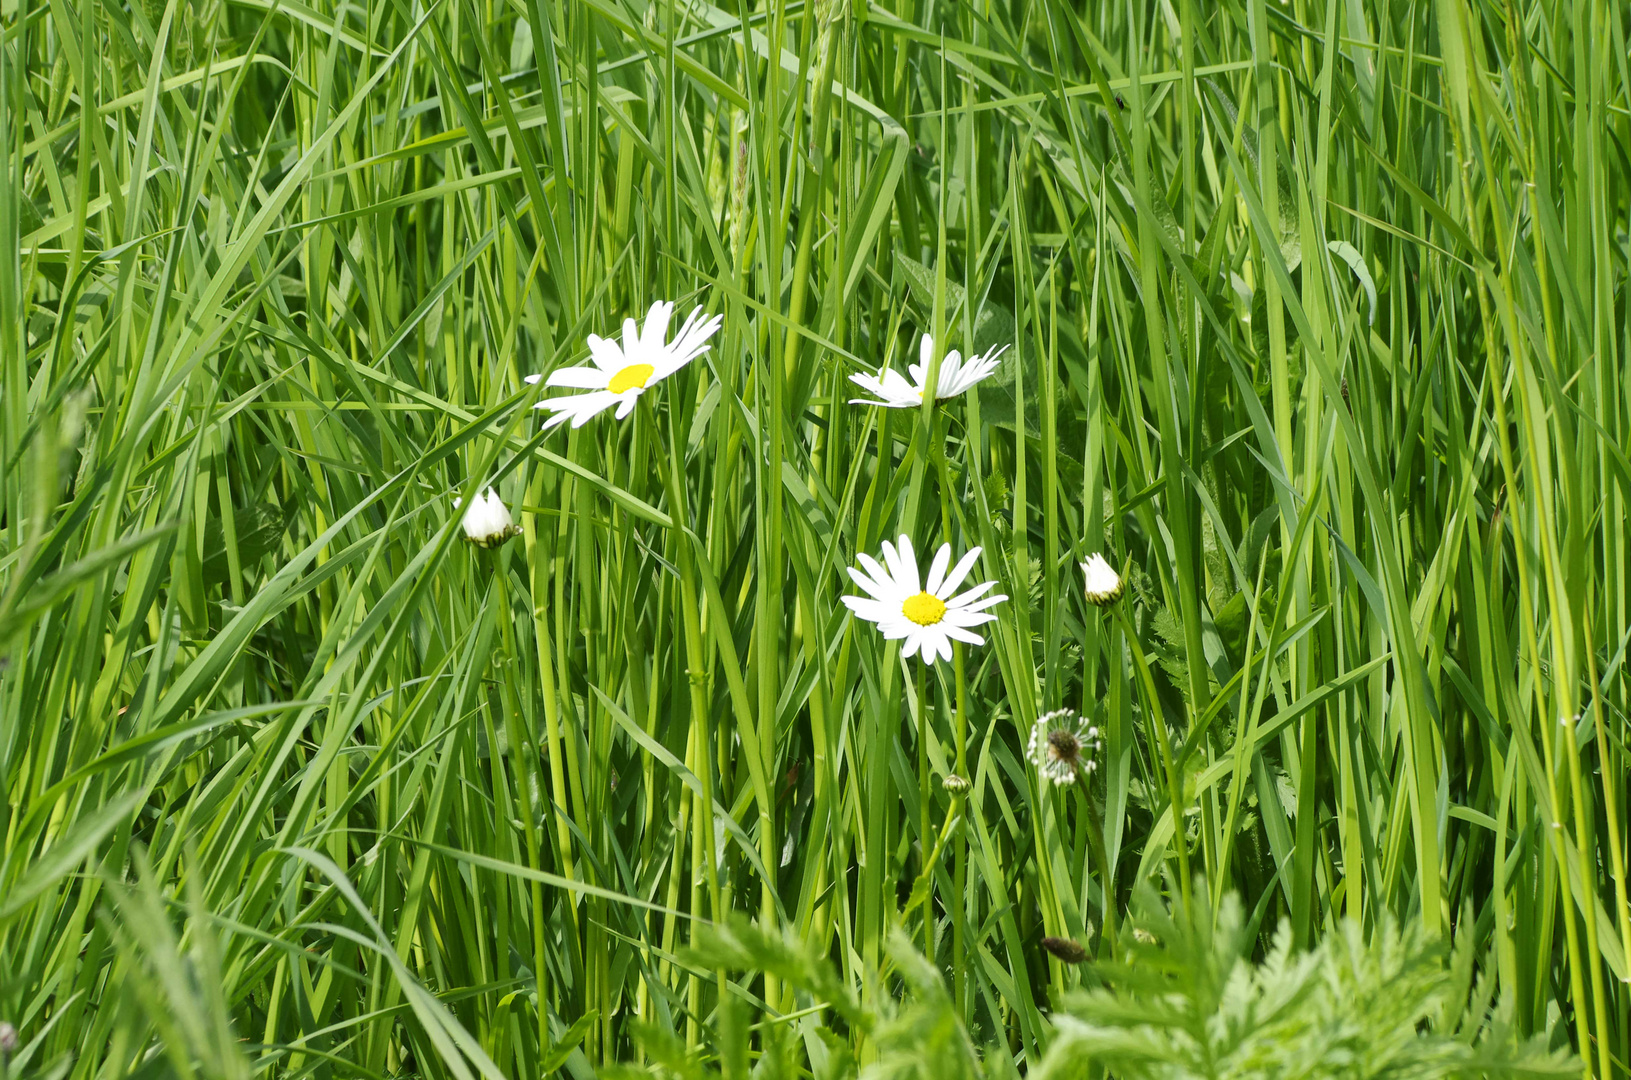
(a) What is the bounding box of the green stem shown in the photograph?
[1113,604,1192,904]
[915,659,932,956]
[1077,781,1116,958]
[952,641,970,1017]
[494,551,552,1066]
[651,400,722,1045]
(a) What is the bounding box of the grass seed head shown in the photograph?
[1041,936,1088,964]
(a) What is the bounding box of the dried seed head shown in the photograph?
[1047,726,1081,764]
[1027,710,1104,785]
[1041,936,1088,964]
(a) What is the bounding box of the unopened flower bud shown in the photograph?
[1080,553,1123,606]
[942,773,969,794]
[456,488,521,549]
[0,1021,18,1053]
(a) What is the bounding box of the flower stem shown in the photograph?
[650,400,722,1043]
[1113,604,1192,905]
[1076,780,1116,957]
[952,641,970,1016]
[915,659,932,956]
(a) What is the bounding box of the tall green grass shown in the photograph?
[2,0,1629,1075]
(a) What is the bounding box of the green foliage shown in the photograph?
[3,0,1629,1074]
[616,901,1576,1080]
[612,917,1014,1080]
[1039,888,1576,1080]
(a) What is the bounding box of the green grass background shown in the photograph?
[3,0,1629,1074]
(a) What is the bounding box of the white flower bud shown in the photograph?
[456,488,519,549]
[1080,553,1123,606]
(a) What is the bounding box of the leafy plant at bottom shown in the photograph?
[606,917,1019,1080]
[1034,885,1576,1080]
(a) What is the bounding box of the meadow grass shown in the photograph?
[2,0,1629,1075]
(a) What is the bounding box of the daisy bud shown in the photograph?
[942,773,970,794]
[1080,553,1124,606]
[456,488,521,549]
[1041,936,1088,964]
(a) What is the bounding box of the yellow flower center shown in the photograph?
[902,591,947,626]
[608,363,656,395]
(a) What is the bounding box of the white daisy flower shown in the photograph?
[1027,709,1102,785]
[526,300,723,429]
[1080,553,1124,606]
[848,332,1008,408]
[455,488,520,548]
[841,535,1007,664]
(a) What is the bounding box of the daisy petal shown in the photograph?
[669,309,722,361]
[545,366,611,389]
[951,591,1008,615]
[847,564,896,603]
[655,309,720,377]
[850,368,920,407]
[621,317,643,361]
[880,369,919,398]
[899,631,924,661]
[943,607,999,629]
[640,301,674,354]
[539,390,619,428]
[878,539,903,585]
[842,597,898,623]
[924,544,953,595]
[942,623,986,646]
[932,351,963,397]
[893,535,920,594]
[879,620,913,641]
[945,579,995,607]
[938,547,984,597]
[855,552,897,593]
[587,334,626,372]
